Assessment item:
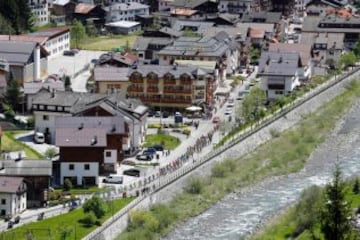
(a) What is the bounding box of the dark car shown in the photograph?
[150,145,164,151]
[143,147,156,155]
[162,111,170,118]
[123,169,140,177]
[147,111,154,117]
[63,50,75,56]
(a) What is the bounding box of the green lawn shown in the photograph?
[74,34,139,51]
[0,197,134,240]
[143,134,181,150]
[1,131,44,159]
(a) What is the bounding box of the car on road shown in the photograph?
[63,50,75,56]
[123,169,140,177]
[103,175,123,184]
[212,116,221,123]
[227,102,235,108]
[155,111,161,117]
[236,92,245,100]
[150,145,164,151]
[143,147,157,155]
[34,132,45,144]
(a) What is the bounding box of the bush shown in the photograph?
[211,162,228,178]
[129,211,160,232]
[182,128,191,136]
[27,115,35,128]
[184,177,204,194]
[63,179,73,192]
[80,212,97,227]
[83,196,108,219]
[150,205,178,229]
[269,128,281,138]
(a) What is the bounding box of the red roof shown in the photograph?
[0,35,48,45]
[0,176,24,193]
[75,3,96,14]
[249,28,265,39]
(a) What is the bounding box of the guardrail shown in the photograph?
[85,67,360,239]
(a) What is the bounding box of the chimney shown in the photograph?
[33,43,41,81]
[91,136,98,145]
[51,88,56,98]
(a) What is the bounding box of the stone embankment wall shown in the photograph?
[83,68,360,240]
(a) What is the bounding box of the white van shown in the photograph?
[103,175,123,184]
[34,132,45,144]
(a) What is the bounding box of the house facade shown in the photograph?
[218,0,252,14]
[0,59,9,96]
[105,21,142,34]
[56,116,126,185]
[105,2,149,22]
[257,51,302,99]
[0,160,52,207]
[0,177,27,218]
[29,0,50,26]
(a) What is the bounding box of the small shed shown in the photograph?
[105,21,141,35]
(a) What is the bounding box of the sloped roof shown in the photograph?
[258,51,301,76]
[249,28,265,38]
[0,176,23,193]
[28,27,70,39]
[171,0,213,9]
[53,0,71,6]
[171,8,197,16]
[0,41,36,66]
[75,3,96,14]
[94,66,129,82]
[55,116,125,147]
[269,43,312,66]
[0,35,48,45]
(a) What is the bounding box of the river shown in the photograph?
[164,102,360,240]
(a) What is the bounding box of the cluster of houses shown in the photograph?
[0,0,360,218]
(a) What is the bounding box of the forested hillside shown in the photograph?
[0,0,32,34]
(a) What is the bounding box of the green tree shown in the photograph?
[71,19,86,49]
[0,14,14,34]
[240,87,266,123]
[85,21,98,37]
[353,41,360,59]
[83,196,108,219]
[321,165,353,240]
[338,52,356,70]
[0,0,33,33]
[353,178,360,194]
[44,147,57,160]
[6,72,20,110]
[63,178,73,192]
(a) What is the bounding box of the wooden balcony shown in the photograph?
[179,80,192,85]
[147,87,159,93]
[127,87,144,92]
[147,79,159,84]
[162,98,192,104]
[164,79,176,85]
[164,88,191,94]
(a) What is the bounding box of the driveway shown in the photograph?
[15,131,59,157]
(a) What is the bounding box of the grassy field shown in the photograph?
[117,81,360,239]
[0,197,134,240]
[1,131,44,159]
[74,34,139,51]
[143,134,181,150]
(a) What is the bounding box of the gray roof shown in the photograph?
[105,2,149,11]
[134,37,173,51]
[258,51,301,76]
[302,15,360,33]
[0,176,24,193]
[0,41,37,66]
[130,64,213,78]
[158,33,231,57]
[172,20,215,33]
[55,116,125,147]
[159,27,182,38]
[24,81,65,95]
[306,0,345,8]
[171,0,213,9]
[0,160,52,176]
[94,66,129,82]
[300,32,345,49]
[241,12,282,24]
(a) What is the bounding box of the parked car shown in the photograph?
[122,160,136,166]
[103,175,123,184]
[155,111,161,118]
[34,132,45,144]
[225,107,233,115]
[143,147,157,155]
[162,111,170,118]
[147,111,154,117]
[150,145,164,151]
[236,92,245,100]
[63,50,75,56]
[136,154,152,161]
[123,169,140,177]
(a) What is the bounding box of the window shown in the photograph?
[275,90,284,95]
[106,151,112,157]
[43,115,49,121]
[1,199,5,205]
[84,164,90,170]
[69,164,74,170]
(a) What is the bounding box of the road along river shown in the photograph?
[164,101,360,239]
